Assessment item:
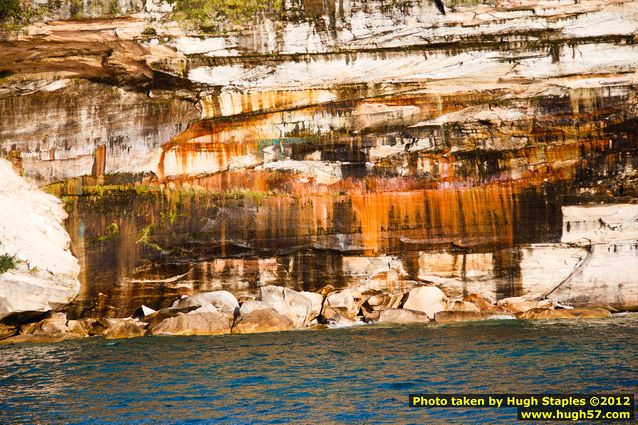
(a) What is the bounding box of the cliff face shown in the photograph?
[1,0,637,318]
[0,159,80,320]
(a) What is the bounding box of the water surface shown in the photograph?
[1,316,637,424]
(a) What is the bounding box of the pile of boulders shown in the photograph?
[0,284,613,344]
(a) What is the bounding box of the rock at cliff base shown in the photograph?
[171,291,239,317]
[322,289,361,320]
[260,286,312,328]
[239,300,270,316]
[142,306,199,329]
[152,312,231,336]
[66,319,93,338]
[299,291,324,322]
[0,323,18,340]
[377,308,430,324]
[232,308,293,334]
[104,320,147,340]
[88,318,120,336]
[0,333,67,345]
[434,311,507,323]
[402,286,448,318]
[497,297,556,314]
[449,301,481,313]
[463,294,501,312]
[516,308,612,320]
[20,312,68,335]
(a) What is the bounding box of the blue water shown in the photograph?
[1,316,637,424]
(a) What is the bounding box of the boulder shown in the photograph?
[66,319,92,338]
[377,308,430,324]
[171,291,239,317]
[0,333,67,345]
[299,291,324,321]
[365,292,405,311]
[402,286,448,318]
[239,300,270,316]
[434,311,505,323]
[516,307,612,320]
[448,301,481,313]
[362,310,381,322]
[142,306,199,329]
[104,320,147,340]
[497,297,555,314]
[152,312,231,336]
[0,323,18,340]
[327,314,357,327]
[232,308,293,334]
[88,318,120,336]
[323,289,360,320]
[20,312,68,335]
[260,286,312,327]
[463,294,497,311]
[366,294,386,307]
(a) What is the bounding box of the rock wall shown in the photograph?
[0,79,198,183]
[0,0,637,318]
[0,159,80,320]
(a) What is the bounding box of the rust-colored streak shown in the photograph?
[91,145,106,177]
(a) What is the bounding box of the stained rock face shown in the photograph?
[0,80,198,184]
[0,159,80,320]
[1,0,638,321]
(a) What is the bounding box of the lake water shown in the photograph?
[1,316,637,424]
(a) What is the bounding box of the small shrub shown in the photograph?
[0,254,17,274]
[0,0,21,22]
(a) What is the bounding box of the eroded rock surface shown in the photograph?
[0,159,80,320]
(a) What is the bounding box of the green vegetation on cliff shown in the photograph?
[0,254,17,274]
[172,0,283,32]
[0,0,21,22]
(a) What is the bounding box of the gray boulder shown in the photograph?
[152,312,231,336]
[232,308,294,334]
[377,308,430,324]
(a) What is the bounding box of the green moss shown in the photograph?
[80,184,159,197]
[173,0,283,32]
[136,225,163,252]
[96,223,120,242]
[222,188,277,200]
[0,254,17,275]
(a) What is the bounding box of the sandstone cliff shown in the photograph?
[0,0,637,319]
[0,159,80,320]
